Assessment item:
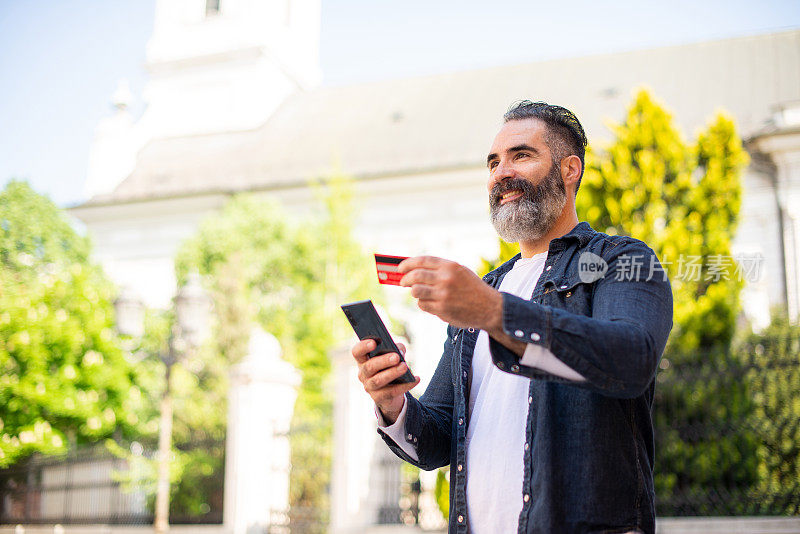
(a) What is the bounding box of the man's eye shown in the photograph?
[489,161,498,170]
[515,152,529,159]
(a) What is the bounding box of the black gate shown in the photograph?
[0,440,225,525]
[0,446,149,525]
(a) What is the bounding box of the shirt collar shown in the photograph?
[550,221,596,248]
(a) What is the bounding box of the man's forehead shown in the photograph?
[490,118,548,150]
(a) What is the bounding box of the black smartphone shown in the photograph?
[340,299,415,384]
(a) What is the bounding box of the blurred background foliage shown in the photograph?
[0,181,154,467]
[173,174,376,526]
[0,175,376,525]
[738,314,800,512]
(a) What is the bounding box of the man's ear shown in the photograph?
[560,155,582,193]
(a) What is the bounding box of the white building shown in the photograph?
[68,0,800,529]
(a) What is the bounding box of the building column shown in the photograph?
[331,340,412,533]
[223,328,300,534]
[331,343,378,533]
[750,105,800,322]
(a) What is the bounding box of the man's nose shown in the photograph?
[490,159,515,188]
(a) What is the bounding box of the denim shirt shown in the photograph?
[377,222,674,534]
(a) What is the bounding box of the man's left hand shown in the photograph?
[398,256,503,330]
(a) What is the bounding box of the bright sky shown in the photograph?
[1,0,799,207]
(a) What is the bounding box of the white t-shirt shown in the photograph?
[378,253,585,533]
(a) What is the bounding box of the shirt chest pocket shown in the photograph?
[542,274,593,316]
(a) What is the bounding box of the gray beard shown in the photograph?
[489,166,567,243]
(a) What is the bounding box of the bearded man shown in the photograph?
[351,101,674,534]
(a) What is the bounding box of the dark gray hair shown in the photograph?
[503,100,588,194]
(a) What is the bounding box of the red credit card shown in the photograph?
[374,254,409,286]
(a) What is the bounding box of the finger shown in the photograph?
[351,339,376,364]
[376,376,421,402]
[396,342,406,356]
[410,284,436,300]
[365,362,410,392]
[399,268,438,287]
[398,255,443,274]
[363,352,402,377]
[417,299,438,316]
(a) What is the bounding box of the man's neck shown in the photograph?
[518,211,579,258]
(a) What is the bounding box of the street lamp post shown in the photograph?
[115,273,211,534]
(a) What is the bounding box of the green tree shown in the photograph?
[0,181,150,467]
[174,175,375,528]
[577,90,748,353]
[575,89,753,513]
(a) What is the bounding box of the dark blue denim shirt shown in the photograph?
[377,222,674,534]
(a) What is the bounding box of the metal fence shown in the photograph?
[0,445,149,525]
[0,440,225,526]
[0,429,420,532]
[170,438,225,525]
[266,425,421,534]
[653,332,800,516]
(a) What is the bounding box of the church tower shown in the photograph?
[85,0,321,198]
[142,0,321,138]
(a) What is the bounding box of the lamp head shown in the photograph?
[174,272,212,350]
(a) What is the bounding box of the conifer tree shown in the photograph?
[576,89,754,513]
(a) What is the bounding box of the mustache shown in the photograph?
[489,169,566,210]
[489,178,540,209]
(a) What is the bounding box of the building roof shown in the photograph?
[84,29,800,206]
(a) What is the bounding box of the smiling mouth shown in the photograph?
[499,190,524,205]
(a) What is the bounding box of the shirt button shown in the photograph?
[511,364,519,373]
[457,464,463,471]
[497,361,505,369]
[545,265,552,271]
[524,442,529,450]
[413,436,418,443]
[458,515,464,523]
[407,433,413,440]
[523,494,530,503]
[514,329,524,338]
[468,327,475,333]
[528,396,533,404]
[560,284,568,289]
[458,418,464,425]
[530,332,540,341]
[463,371,467,379]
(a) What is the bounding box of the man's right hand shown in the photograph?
[352,339,420,425]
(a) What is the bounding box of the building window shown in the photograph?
[205,0,220,16]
